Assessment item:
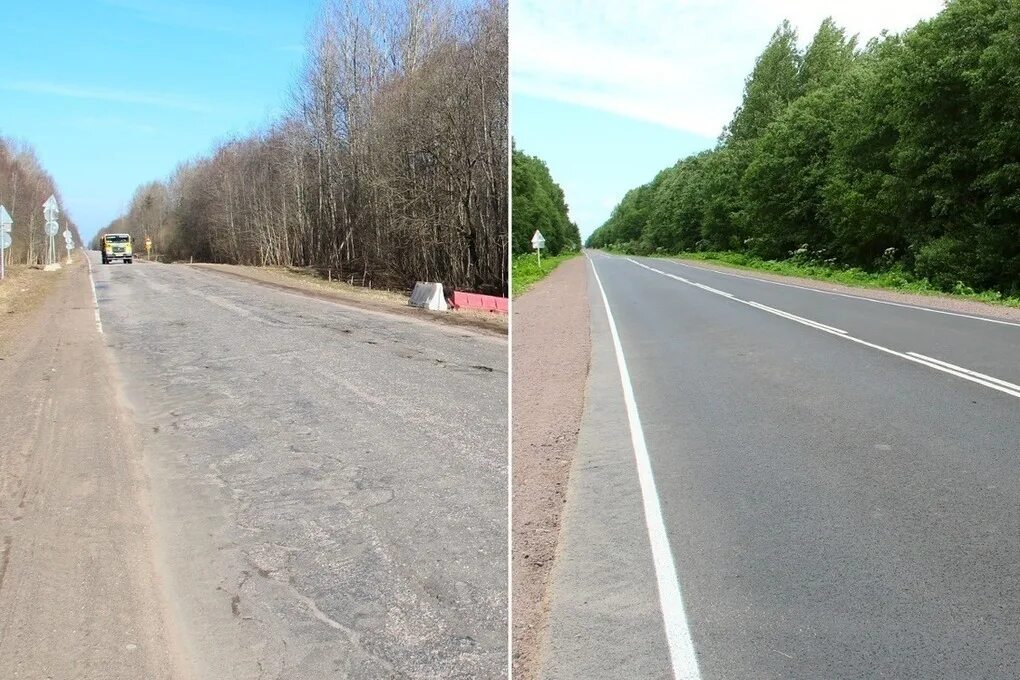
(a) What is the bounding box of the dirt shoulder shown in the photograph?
[188,263,508,336]
[0,257,189,679]
[512,255,591,679]
[671,256,1020,322]
[0,264,65,349]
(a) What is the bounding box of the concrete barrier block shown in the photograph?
[451,291,508,314]
[409,282,448,311]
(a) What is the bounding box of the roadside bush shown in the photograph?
[914,236,975,292]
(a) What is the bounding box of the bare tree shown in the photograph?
[0,137,81,266]
[101,0,507,294]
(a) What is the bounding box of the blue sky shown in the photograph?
[0,0,319,241]
[511,0,944,239]
[513,95,713,236]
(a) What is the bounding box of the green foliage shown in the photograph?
[913,236,976,291]
[742,87,842,257]
[511,251,579,297]
[653,250,1020,308]
[587,0,1020,298]
[724,20,801,144]
[512,146,581,256]
[799,17,857,94]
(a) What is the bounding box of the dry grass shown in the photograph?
[189,263,508,335]
[0,264,66,349]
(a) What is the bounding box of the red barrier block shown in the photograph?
[452,291,508,314]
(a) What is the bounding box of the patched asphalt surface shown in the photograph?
[542,252,1020,679]
[92,254,507,679]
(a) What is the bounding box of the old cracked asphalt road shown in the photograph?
[541,252,1020,680]
[0,252,507,679]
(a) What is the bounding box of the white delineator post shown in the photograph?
[0,205,12,280]
[531,229,546,268]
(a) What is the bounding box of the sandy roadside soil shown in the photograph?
[511,256,591,679]
[0,264,63,349]
[671,256,1020,322]
[0,257,188,679]
[187,262,509,335]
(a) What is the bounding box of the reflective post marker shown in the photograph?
[531,229,546,268]
[63,229,73,264]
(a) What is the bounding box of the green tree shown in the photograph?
[724,20,801,144]
[888,0,1020,290]
[591,3,1020,295]
[644,157,705,252]
[799,17,858,95]
[511,146,580,256]
[697,146,748,250]
[742,86,844,258]
[821,35,906,266]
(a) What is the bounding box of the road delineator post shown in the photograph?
[532,230,545,268]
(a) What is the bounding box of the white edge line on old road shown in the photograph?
[627,258,1020,402]
[589,256,703,680]
[84,249,103,334]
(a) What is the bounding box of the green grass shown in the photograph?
[512,251,580,297]
[638,250,1020,308]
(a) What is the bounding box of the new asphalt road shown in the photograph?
[92,254,507,678]
[541,252,1020,679]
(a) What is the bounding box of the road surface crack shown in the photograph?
[0,536,11,595]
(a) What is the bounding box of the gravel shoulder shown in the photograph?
[189,263,508,336]
[511,255,591,679]
[0,257,188,679]
[671,256,1020,322]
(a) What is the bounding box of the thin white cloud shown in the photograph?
[96,0,266,37]
[0,81,214,114]
[512,0,945,136]
[68,115,160,135]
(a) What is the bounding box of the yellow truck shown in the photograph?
[100,233,133,264]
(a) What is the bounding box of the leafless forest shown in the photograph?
[95,0,508,294]
[0,137,80,265]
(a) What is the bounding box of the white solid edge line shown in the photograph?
[84,249,103,334]
[589,256,702,680]
[660,257,1020,329]
[627,258,1020,402]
